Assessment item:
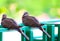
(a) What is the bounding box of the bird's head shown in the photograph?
[2,14,7,20]
[23,12,29,17]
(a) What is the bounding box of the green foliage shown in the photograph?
[0,0,60,18]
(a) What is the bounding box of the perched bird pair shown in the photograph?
[22,12,51,38]
[1,12,51,40]
[1,14,29,40]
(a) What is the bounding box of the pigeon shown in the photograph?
[22,12,51,38]
[1,14,29,40]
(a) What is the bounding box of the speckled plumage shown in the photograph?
[22,12,51,38]
[1,14,29,40]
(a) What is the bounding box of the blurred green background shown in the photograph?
[0,0,60,20]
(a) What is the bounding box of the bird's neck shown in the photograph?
[2,18,6,21]
[22,16,25,18]
[22,16,29,18]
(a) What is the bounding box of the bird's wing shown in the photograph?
[1,18,17,27]
[31,16,39,22]
[8,18,17,25]
[23,16,39,26]
[29,16,39,24]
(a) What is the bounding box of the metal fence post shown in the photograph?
[43,25,47,41]
[21,26,33,41]
[56,24,60,41]
[47,24,55,41]
[0,25,3,41]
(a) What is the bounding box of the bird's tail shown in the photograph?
[39,26,51,38]
[39,24,44,26]
[16,26,29,40]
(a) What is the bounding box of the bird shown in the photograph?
[1,14,29,40]
[22,12,51,38]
